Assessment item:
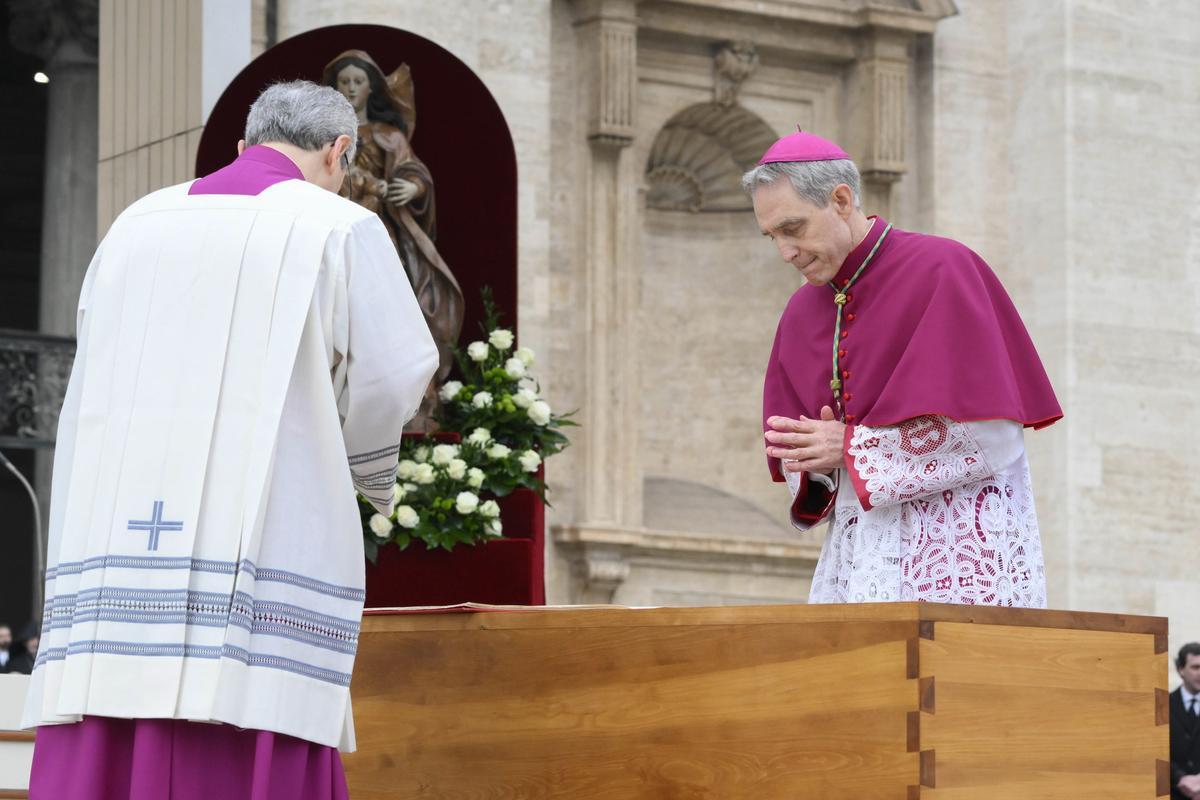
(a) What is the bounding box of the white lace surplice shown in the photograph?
[785,416,1046,607]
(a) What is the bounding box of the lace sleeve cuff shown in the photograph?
[846,416,994,511]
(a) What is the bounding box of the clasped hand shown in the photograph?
[764,405,846,474]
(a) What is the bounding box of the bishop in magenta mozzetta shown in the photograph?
[744,128,1061,607]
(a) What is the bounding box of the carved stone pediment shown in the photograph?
[713,40,758,108]
[644,38,774,214]
[645,102,776,213]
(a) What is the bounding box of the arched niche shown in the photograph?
[196,24,518,341]
[644,102,777,213]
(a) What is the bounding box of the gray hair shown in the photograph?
[741,158,862,208]
[244,80,358,164]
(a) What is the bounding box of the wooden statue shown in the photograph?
[324,49,464,430]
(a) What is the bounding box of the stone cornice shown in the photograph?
[554,523,823,567]
[646,0,957,34]
[570,0,640,25]
[554,523,821,602]
[638,0,958,63]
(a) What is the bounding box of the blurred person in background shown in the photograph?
[7,623,38,675]
[0,624,12,673]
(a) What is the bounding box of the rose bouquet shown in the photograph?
[360,290,574,560]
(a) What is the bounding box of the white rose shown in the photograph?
[403,482,418,492]
[518,450,542,473]
[413,446,431,463]
[455,491,480,515]
[504,357,526,379]
[467,427,492,446]
[467,341,490,362]
[528,400,552,426]
[439,380,464,402]
[467,467,485,489]
[447,458,468,480]
[489,328,514,350]
[487,518,503,537]
[513,387,538,409]
[518,377,538,393]
[431,443,459,466]
[368,513,394,539]
[394,483,406,503]
[395,505,419,529]
[472,391,493,409]
[515,346,535,367]
[396,460,418,480]
[413,463,436,485]
[487,443,512,460]
[479,499,501,519]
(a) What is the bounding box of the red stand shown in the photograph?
[363,466,546,608]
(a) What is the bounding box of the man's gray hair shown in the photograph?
[244,80,358,163]
[741,159,862,209]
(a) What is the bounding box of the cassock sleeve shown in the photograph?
[843,416,1024,511]
[762,319,801,483]
[764,315,838,530]
[782,468,837,531]
[336,215,439,515]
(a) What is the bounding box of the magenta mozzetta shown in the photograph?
[763,215,1062,483]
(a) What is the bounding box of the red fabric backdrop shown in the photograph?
[195,24,518,341]
[198,26,536,605]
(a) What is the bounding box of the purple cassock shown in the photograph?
[28,145,350,800]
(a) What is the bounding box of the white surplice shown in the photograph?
[22,179,438,751]
[786,416,1047,608]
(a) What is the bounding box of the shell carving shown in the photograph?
[645,103,778,213]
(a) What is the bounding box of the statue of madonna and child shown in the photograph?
[323,50,464,430]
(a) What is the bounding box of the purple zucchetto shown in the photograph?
[757,127,850,165]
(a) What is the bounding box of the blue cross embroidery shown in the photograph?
[127,500,184,551]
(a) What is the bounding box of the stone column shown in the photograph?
[9,0,99,613]
[842,27,910,219]
[9,0,100,339]
[571,0,642,529]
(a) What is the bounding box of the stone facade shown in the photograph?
[926,0,1200,664]
[86,1,1200,659]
